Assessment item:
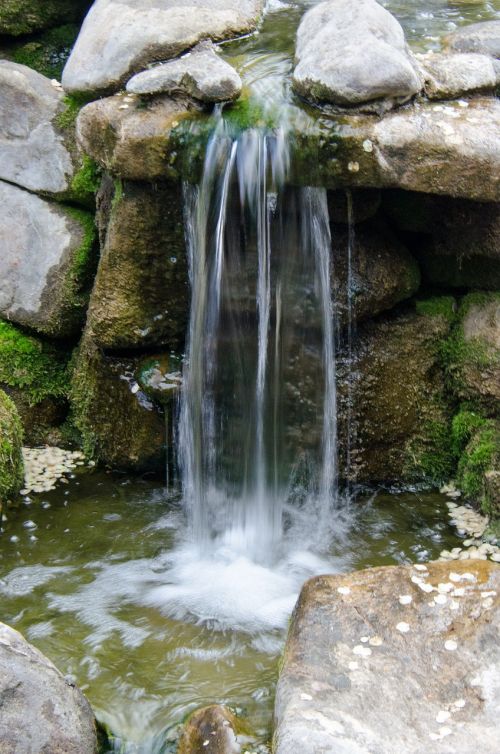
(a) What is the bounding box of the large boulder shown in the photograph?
[0,181,97,339]
[76,93,196,181]
[71,338,166,470]
[275,560,500,754]
[292,0,422,111]
[0,0,89,37]
[62,0,264,96]
[0,390,23,512]
[86,178,188,351]
[0,621,97,753]
[418,51,500,100]
[0,61,77,198]
[338,301,454,485]
[445,20,500,58]
[126,41,241,102]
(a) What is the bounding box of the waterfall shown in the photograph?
[178,119,338,564]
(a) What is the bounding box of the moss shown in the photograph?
[224,95,277,132]
[0,1,88,37]
[0,389,24,506]
[451,408,487,457]
[57,206,98,320]
[457,422,499,514]
[55,94,84,131]
[405,416,455,485]
[70,156,101,205]
[416,296,456,323]
[12,23,79,79]
[0,320,69,406]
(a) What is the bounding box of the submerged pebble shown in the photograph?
[20,447,92,497]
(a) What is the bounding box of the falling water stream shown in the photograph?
[0,1,498,752]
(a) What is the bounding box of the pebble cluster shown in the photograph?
[437,483,500,563]
[20,446,90,495]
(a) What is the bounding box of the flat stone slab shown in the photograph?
[126,42,241,102]
[445,20,500,59]
[275,560,500,754]
[418,51,500,100]
[0,621,97,753]
[293,0,422,111]
[0,61,75,196]
[62,0,264,96]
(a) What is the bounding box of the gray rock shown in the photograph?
[0,621,97,753]
[419,51,500,99]
[293,0,422,111]
[445,20,500,59]
[126,41,241,102]
[0,61,74,196]
[275,560,500,754]
[0,180,96,338]
[62,0,264,96]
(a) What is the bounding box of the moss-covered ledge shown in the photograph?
[0,390,24,513]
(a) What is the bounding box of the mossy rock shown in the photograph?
[0,320,71,445]
[441,293,500,417]
[457,420,500,518]
[70,337,165,471]
[177,705,253,754]
[11,23,79,79]
[0,390,24,511]
[0,1,89,37]
[136,354,182,407]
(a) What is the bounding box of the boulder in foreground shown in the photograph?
[0,621,97,753]
[275,559,500,754]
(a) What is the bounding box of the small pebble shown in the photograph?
[348,661,359,671]
[414,564,428,572]
[399,595,412,605]
[369,636,383,646]
[434,594,447,605]
[396,622,410,633]
[436,710,450,723]
[337,586,351,595]
[444,640,458,651]
[353,645,372,657]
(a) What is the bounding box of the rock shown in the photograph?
[70,338,165,471]
[327,189,381,224]
[177,705,244,754]
[62,0,264,96]
[86,179,188,351]
[0,61,75,197]
[275,559,500,754]
[126,41,241,102]
[332,220,420,326]
[292,0,422,111]
[445,20,500,59]
[0,319,70,446]
[136,354,182,407]
[0,390,23,511]
[457,420,500,518]
[0,0,89,37]
[484,470,500,518]
[0,181,97,338]
[338,302,454,484]
[383,194,500,290]
[0,621,97,753]
[446,293,500,416]
[76,93,196,181]
[418,51,500,100]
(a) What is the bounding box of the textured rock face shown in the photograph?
[293,0,421,111]
[0,181,96,338]
[76,93,195,181]
[0,0,89,37]
[126,41,241,102]
[71,338,165,471]
[62,0,264,95]
[445,20,500,58]
[0,61,75,196]
[340,306,452,484]
[0,390,23,509]
[0,621,97,753]
[419,51,500,99]
[86,179,188,351]
[177,705,242,754]
[275,560,500,754]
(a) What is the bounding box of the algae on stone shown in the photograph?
[0,389,24,509]
[0,0,89,37]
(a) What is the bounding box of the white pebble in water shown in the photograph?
[23,520,36,530]
[452,699,466,709]
[419,582,434,594]
[399,595,412,605]
[414,564,428,572]
[396,622,410,633]
[369,636,383,646]
[444,640,458,651]
[348,661,359,671]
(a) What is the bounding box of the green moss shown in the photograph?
[451,408,487,457]
[457,422,499,511]
[0,320,69,406]
[416,296,456,323]
[0,389,24,505]
[12,23,79,79]
[70,156,101,205]
[61,206,98,310]
[406,417,455,485]
[55,94,83,131]
[0,1,88,37]
[224,96,277,133]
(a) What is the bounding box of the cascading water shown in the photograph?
[178,115,340,568]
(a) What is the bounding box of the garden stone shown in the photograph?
[445,20,500,59]
[418,51,500,99]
